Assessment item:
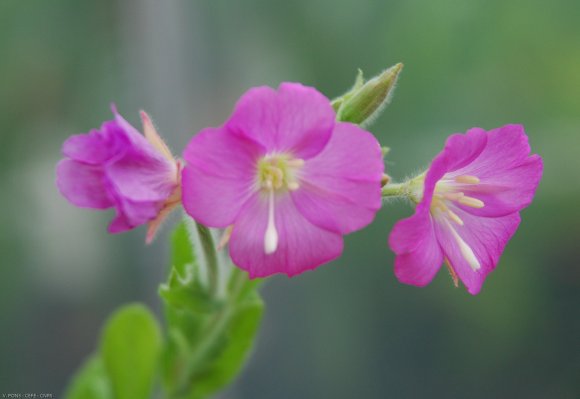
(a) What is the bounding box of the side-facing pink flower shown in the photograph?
[389,125,543,294]
[182,83,384,278]
[56,106,181,242]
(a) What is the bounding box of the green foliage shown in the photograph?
[64,356,113,399]
[171,221,196,276]
[159,263,222,314]
[184,289,263,399]
[161,221,265,399]
[101,304,163,399]
[64,304,162,399]
[64,220,264,399]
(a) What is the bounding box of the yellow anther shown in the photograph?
[287,182,300,191]
[443,192,464,201]
[458,195,485,208]
[447,209,464,226]
[271,167,284,189]
[287,158,305,167]
[455,175,480,184]
[258,154,303,193]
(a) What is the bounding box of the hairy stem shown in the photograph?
[170,267,251,398]
[186,221,219,296]
[381,182,408,198]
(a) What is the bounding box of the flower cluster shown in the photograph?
[56,75,542,294]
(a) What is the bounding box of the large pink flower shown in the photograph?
[56,106,181,242]
[182,83,384,277]
[389,125,543,294]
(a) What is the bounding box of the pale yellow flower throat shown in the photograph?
[431,175,485,271]
[257,155,304,255]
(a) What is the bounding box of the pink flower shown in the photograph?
[56,106,181,242]
[182,83,384,277]
[389,125,543,294]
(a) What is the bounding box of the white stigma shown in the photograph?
[264,185,278,255]
[445,221,481,271]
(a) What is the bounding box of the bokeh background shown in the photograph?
[1,0,579,397]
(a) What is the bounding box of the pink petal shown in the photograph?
[182,127,264,228]
[291,122,383,234]
[226,83,334,159]
[448,125,543,217]
[106,150,176,202]
[229,194,343,278]
[62,126,120,165]
[108,198,161,233]
[389,207,443,286]
[418,128,489,212]
[56,159,114,209]
[433,208,521,295]
[438,128,488,173]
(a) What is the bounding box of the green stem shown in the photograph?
[170,267,251,398]
[381,182,408,198]
[194,223,219,296]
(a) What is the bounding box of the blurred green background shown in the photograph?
[1,0,579,397]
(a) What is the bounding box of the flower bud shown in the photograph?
[336,63,403,126]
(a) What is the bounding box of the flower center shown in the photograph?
[432,174,484,271]
[257,155,304,192]
[256,154,304,255]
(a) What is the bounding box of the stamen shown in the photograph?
[270,166,284,189]
[432,199,449,213]
[446,221,481,271]
[264,186,278,255]
[454,175,480,184]
[443,192,464,201]
[457,195,485,208]
[287,181,300,191]
[287,158,305,167]
[447,209,464,226]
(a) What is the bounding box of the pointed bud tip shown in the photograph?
[336,62,404,126]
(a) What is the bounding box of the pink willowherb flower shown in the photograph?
[56,106,181,243]
[389,125,543,294]
[182,83,384,278]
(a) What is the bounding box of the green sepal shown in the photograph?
[335,63,403,127]
[331,68,364,111]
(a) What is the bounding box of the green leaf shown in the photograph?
[159,262,222,314]
[162,221,221,313]
[64,355,113,399]
[171,220,196,275]
[100,303,162,399]
[167,270,264,399]
[186,290,264,399]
